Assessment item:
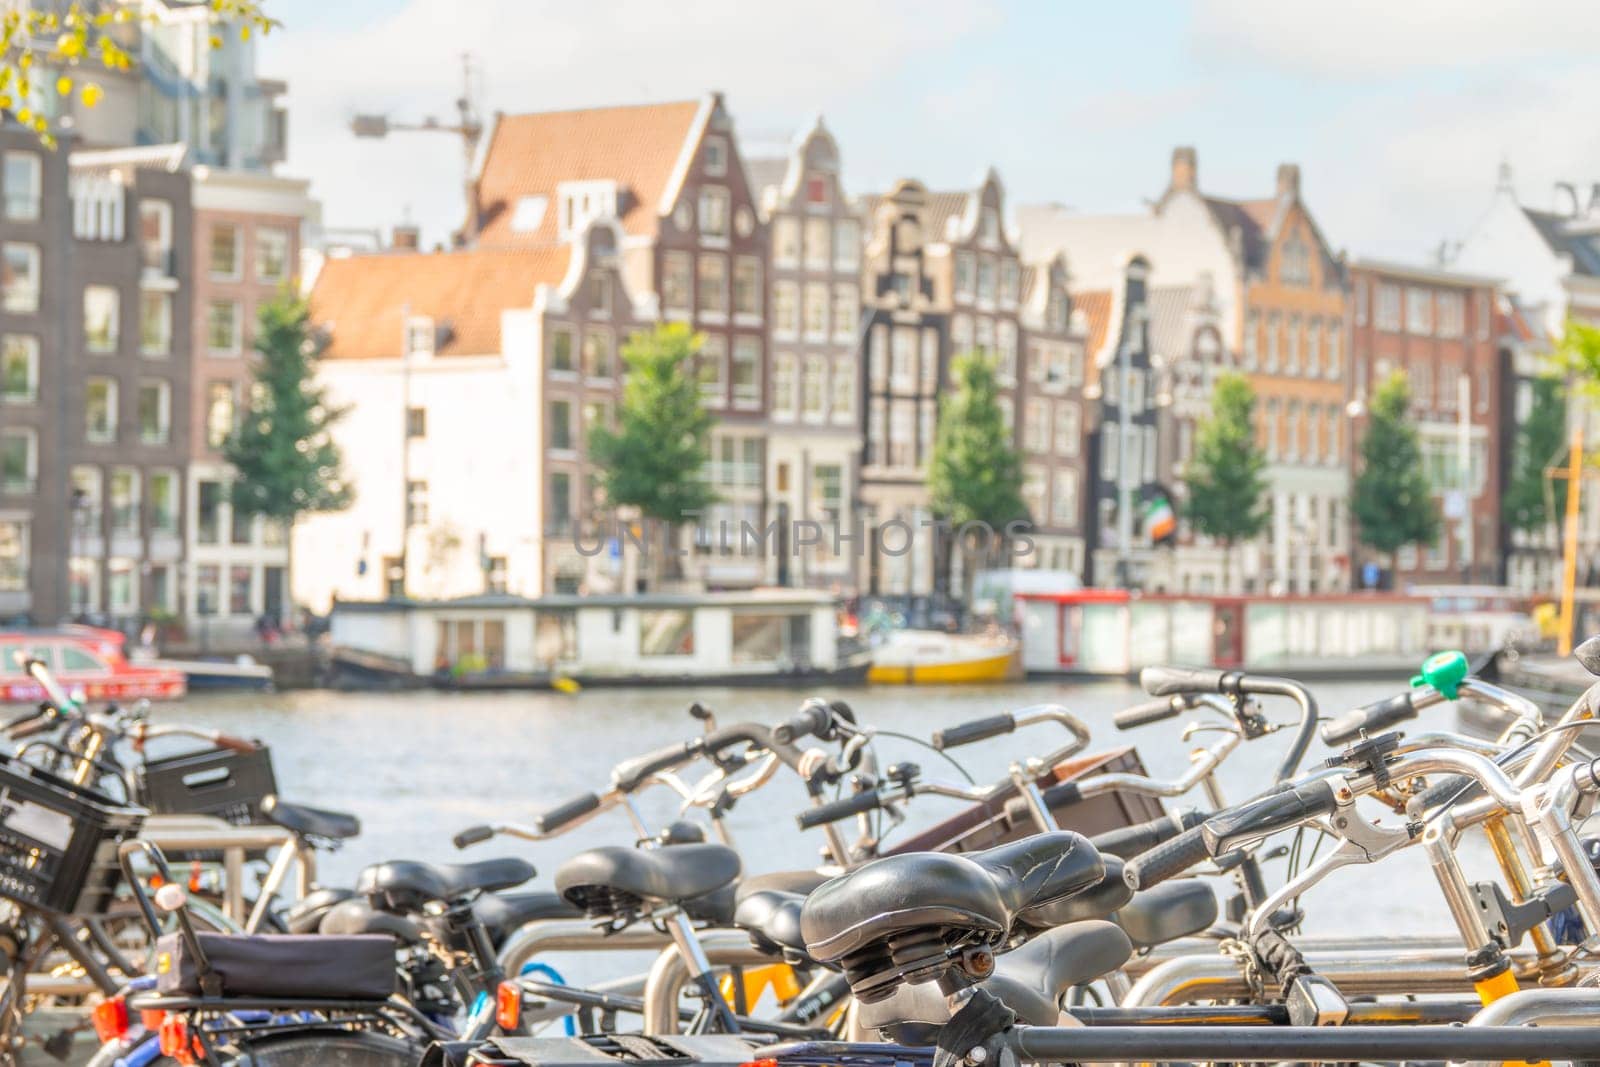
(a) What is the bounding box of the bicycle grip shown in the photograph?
[1321,691,1420,745]
[1407,774,1481,816]
[213,733,259,753]
[533,791,603,835]
[1123,825,1213,890]
[931,713,1016,750]
[1091,809,1206,860]
[453,825,494,849]
[6,711,55,740]
[1140,665,1230,697]
[612,741,694,792]
[797,789,882,830]
[1114,697,1184,730]
[1201,780,1339,856]
[773,701,832,745]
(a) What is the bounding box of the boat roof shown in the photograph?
[334,589,842,613]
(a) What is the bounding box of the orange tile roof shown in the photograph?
[1074,288,1113,390]
[473,100,702,247]
[309,246,571,359]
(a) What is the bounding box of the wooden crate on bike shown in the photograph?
[0,753,145,915]
[885,746,1163,855]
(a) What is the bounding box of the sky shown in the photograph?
[258,0,1600,264]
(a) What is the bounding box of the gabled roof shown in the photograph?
[1074,289,1113,360]
[1203,196,1273,272]
[1524,208,1600,277]
[855,189,970,245]
[745,156,789,203]
[309,246,572,359]
[1146,285,1196,360]
[473,99,703,247]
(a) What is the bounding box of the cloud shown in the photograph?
[260,0,989,248]
[1191,0,1600,79]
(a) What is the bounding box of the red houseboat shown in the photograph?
[0,626,186,704]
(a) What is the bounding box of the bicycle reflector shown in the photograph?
[159,1014,197,1065]
[90,997,128,1042]
[495,980,521,1032]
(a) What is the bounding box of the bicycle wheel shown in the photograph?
[228,1030,420,1066]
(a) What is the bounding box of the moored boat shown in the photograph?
[866,630,1020,685]
[0,626,186,704]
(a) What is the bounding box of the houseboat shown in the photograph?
[866,631,1021,685]
[328,590,870,690]
[0,627,187,704]
[1014,590,1432,678]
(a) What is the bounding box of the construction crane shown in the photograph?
[350,53,484,244]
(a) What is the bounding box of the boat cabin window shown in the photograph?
[534,610,577,665]
[0,643,55,675]
[58,646,105,672]
[434,618,506,674]
[639,610,695,657]
[732,612,811,665]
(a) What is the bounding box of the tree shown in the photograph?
[225,292,352,616]
[927,351,1029,600]
[2,2,275,147]
[1352,371,1441,570]
[589,323,717,584]
[1503,374,1567,535]
[1182,372,1269,590]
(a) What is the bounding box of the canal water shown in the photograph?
[167,675,1502,950]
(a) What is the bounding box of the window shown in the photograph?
[582,329,612,377]
[1264,399,1280,460]
[138,380,170,445]
[804,218,830,271]
[1281,235,1311,285]
[980,207,1000,244]
[889,402,914,467]
[549,326,574,372]
[256,228,290,283]
[1327,407,1341,465]
[195,564,221,615]
[869,325,888,390]
[733,257,761,317]
[1024,398,1048,452]
[110,469,140,536]
[774,218,800,266]
[996,320,1018,382]
[834,219,861,270]
[1406,287,1432,335]
[207,299,243,354]
[1242,311,1258,369]
[405,479,428,527]
[977,258,996,303]
[71,467,102,536]
[138,199,172,274]
[803,282,828,338]
[952,314,973,352]
[1000,260,1020,307]
[732,336,761,408]
[698,187,729,239]
[194,480,223,545]
[149,470,178,535]
[1437,291,1465,338]
[1376,283,1402,331]
[662,252,692,314]
[1,244,40,313]
[802,356,827,419]
[806,174,828,204]
[229,565,253,616]
[702,136,727,177]
[84,286,120,353]
[140,291,171,356]
[1477,293,1491,340]
[1265,312,1280,370]
[773,352,796,417]
[206,382,235,449]
[548,471,572,532]
[697,254,727,315]
[86,378,118,443]
[890,328,916,390]
[698,335,727,402]
[1055,402,1080,457]
[0,429,34,494]
[1286,315,1301,374]
[639,610,694,657]
[1413,361,1431,411]
[976,316,995,354]
[1,335,38,404]
[812,464,843,519]
[833,283,858,341]
[1052,469,1079,526]
[549,399,574,451]
[1325,326,1341,379]
[3,152,41,221]
[587,272,611,316]
[773,281,799,335]
[1306,317,1321,376]
[920,329,939,390]
[1355,279,1368,325]
[0,520,28,592]
[831,359,854,423]
[210,223,241,280]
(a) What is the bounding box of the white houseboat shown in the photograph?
[328,590,869,690]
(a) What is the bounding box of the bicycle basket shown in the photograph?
[0,753,146,915]
[137,744,277,825]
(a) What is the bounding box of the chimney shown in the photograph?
[1170,146,1197,192]
[1276,163,1300,200]
[392,223,420,251]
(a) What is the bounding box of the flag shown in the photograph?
[1144,494,1177,545]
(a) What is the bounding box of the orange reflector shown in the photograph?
[495,980,521,1032]
[140,1008,166,1032]
[91,997,128,1042]
[740,1060,779,1067]
[158,1015,196,1065]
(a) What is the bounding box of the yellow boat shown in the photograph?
[867,631,1020,685]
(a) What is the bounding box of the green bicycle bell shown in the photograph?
[1411,650,1469,699]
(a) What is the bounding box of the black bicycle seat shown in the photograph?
[555,843,741,920]
[261,796,361,841]
[1111,879,1217,948]
[359,857,534,911]
[734,888,810,959]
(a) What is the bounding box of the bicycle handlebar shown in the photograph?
[932,713,1015,750]
[1138,666,1317,784]
[1321,691,1425,745]
[796,788,886,830]
[611,721,804,792]
[1201,779,1340,856]
[1089,808,1206,860]
[772,699,835,745]
[1114,696,1190,730]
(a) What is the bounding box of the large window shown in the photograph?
[1055,402,1080,457]
[773,282,798,335]
[733,257,761,317]
[0,429,35,494]
[149,470,178,535]
[230,565,253,616]
[110,469,140,536]
[802,356,826,419]
[139,200,172,273]
[3,152,41,221]
[832,283,858,342]
[1052,469,1079,526]
[0,520,28,591]
[1406,287,1433,335]
[208,299,243,354]
[138,380,171,445]
[831,358,854,423]
[772,352,796,417]
[697,254,727,315]
[548,325,574,372]
[549,399,574,451]
[698,336,727,401]
[639,610,694,657]
[196,564,221,616]
[210,223,241,280]
[732,336,760,409]
[256,228,290,283]
[1,335,38,404]
[206,381,235,449]
[140,291,172,356]
[834,219,860,270]
[698,187,729,239]
[1436,291,1465,338]
[732,612,808,664]
[1376,284,1402,332]
[1,243,39,313]
[197,481,223,545]
[773,218,800,266]
[84,286,120,353]
[804,218,830,271]
[803,282,828,338]
[662,252,692,313]
[582,329,612,377]
[85,378,118,443]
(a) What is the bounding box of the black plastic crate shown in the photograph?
[0,753,146,915]
[137,745,277,826]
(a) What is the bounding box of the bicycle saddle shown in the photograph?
[318,897,426,944]
[260,795,361,841]
[734,888,809,960]
[555,843,741,922]
[1111,879,1217,948]
[800,832,1105,1001]
[282,886,355,934]
[1015,856,1133,927]
[474,891,584,949]
[734,868,832,905]
[359,857,534,911]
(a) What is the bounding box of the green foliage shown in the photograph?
[1557,318,1600,397]
[1503,374,1567,533]
[225,292,353,522]
[927,351,1028,527]
[1352,371,1441,556]
[589,323,717,524]
[1182,373,1270,548]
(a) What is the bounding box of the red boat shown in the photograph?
[0,626,186,704]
